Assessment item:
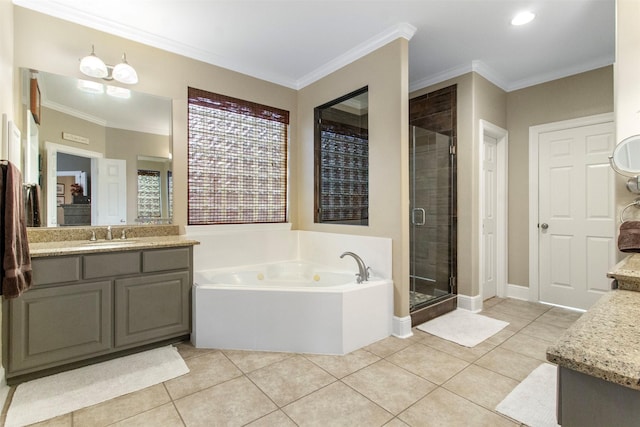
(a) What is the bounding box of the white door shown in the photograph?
[482,136,498,300]
[538,121,615,310]
[92,158,127,225]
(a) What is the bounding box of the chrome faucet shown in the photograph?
[340,251,370,283]
[106,225,113,240]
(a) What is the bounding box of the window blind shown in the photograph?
[187,87,289,225]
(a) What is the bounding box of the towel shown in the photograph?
[618,221,640,252]
[0,161,33,298]
[25,183,42,227]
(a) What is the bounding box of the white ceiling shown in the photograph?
[15,0,615,93]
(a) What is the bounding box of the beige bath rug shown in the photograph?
[5,345,189,427]
[496,363,559,427]
[416,308,509,347]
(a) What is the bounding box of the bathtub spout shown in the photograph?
[340,252,369,283]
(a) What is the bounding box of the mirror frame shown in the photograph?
[611,134,640,176]
[314,86,369,226]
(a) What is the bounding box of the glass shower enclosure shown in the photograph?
[409,125,456,311]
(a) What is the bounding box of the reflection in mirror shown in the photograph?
[314,87,369,225]
[20,68,173,227]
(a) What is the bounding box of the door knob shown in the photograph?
[540,223,549,230]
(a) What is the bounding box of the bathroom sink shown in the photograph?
[81,240,139,248]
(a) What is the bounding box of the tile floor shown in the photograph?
[2,297,582,426]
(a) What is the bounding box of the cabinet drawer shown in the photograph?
[142,247,191,273]
[84,251,140,279]
[32,256,81,286]
[114,271,190,347]
[8,280,112,374]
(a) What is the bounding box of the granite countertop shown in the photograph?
[547,289,640,391]
[29,235,200,257]
[607,253,640,291]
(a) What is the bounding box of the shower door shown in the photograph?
[409,125,456,311]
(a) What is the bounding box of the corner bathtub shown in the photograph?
[192,261,393,355]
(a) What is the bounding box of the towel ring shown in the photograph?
[620,198,640,223]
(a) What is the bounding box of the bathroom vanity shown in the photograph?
[2,228,199,384]
[546,254,640,426]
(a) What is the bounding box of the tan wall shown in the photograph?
[506,66,614,287]
[615,1,640,235]
[12,6,298,230]
[297,39,411,317]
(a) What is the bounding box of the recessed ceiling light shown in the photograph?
[511,11,535,26]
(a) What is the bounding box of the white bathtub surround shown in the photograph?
[392,315,413,338]
[186,227,394,355]
[185,225,393,280]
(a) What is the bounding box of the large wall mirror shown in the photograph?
[20,68,173,227]
[314,86,369,225]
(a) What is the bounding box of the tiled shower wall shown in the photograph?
[408,86,457,300]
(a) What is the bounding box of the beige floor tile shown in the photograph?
[479,308,533,332]
[483,327,517,346]
[383,418,410,426]
[173,341,216,360]
[499,332,555,361]
[483,297,506,309]
[398,388,518,427]
[475,347,544,381]
[386,343,469,385]
[175,376,276,427]
[364,336,413,358]
[283,381,393,427]
[245,410,297,426]
[519,320,567,343]
[72,383,170,427]
[164,351,242,400]
[536,307,583,329]
[489,299,550,321]
[248,356,336,406]
[27,413,72,427]
[110,403,183,427]
[417,332,496,363]
[305,349,380,378]
[342,360,436,415]
[443,364,518,410]
[223,349,294,373]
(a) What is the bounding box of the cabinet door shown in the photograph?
[114,271,190,347]
[9,281,112,374]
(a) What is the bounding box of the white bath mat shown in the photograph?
[5,345,189,427]
[496,363,559,427]
[416,309,509,347]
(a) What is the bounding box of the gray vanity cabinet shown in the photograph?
[4,246,193,383]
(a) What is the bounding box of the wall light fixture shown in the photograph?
[79,45,138,85]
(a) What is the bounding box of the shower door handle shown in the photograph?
[412,208,426,226]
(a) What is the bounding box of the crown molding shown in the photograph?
[295,22,417,90]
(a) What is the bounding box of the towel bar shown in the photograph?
[620,198,640,223]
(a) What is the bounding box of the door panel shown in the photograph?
[482,137,497,299]
[538,121,615,309]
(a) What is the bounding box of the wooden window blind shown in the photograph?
[187,87,289,225]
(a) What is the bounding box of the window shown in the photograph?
[187,88,289,225]
[137,169,162,218]
[315,87,369,225]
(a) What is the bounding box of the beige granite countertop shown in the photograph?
[547,290,640,391]
[608,254,640,291]
[29,235,200,257]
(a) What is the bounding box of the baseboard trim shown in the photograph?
[457,294,483,312]
[392,315,413,339]
[506,283,530,301]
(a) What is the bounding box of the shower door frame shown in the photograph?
[409,125,457,313]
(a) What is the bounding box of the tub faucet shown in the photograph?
[340,251,369,283]
[106,225,113,240]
